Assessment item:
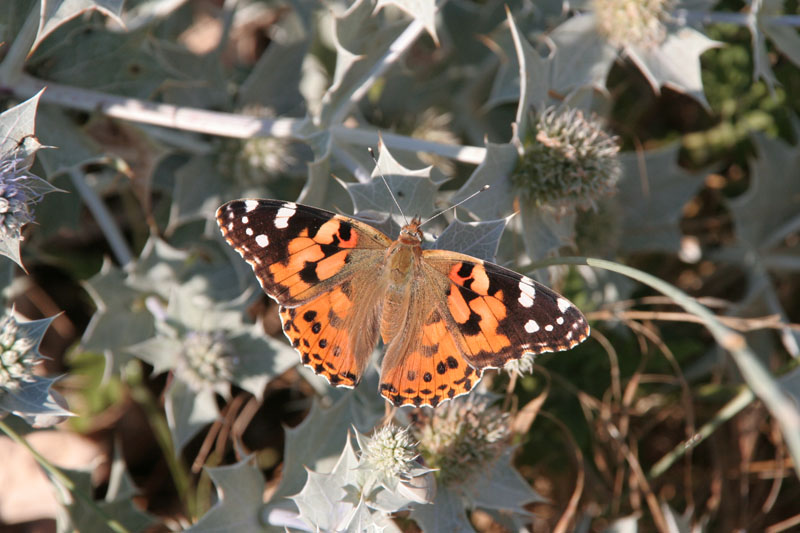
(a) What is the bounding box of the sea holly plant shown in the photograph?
[125,288,297,450]
[749,0,800,91]
[455,10,624,261]
[344,143,511,256]
[81,234,258,375]
[457,105,623,262]
[0,0,799,531]
[0,92,60,270]
[287,397,542,532]
[80,239,197,376]
[343,141,441,225]
[187,456,270,533]
[550,0,720,106]
[0,309,71,426]
[343,142,512,263]
[291,428,432,532]
[511,106,622,260]
[410,396,543,531]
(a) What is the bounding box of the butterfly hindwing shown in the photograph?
[423,251,590,369]
[379,307,483,407]
[278,281,380,388]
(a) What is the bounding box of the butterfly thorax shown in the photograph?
[380,218,424,343]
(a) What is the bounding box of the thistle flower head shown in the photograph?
[0,155,46,242]
[512,107,621,209]
[415,397,510,487]
[504,353,535,377]
[361,425,419,480]
[593,0,672,49]
[0,314,38,390]
[176,330,234,390]
[217,106,299,187]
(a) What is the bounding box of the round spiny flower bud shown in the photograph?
[362,425,419,480]
[512,107,621,210]
[593,0,672,49]
[0,314,38,390]
[415,397,510,487]
[217,106,299,188]
[176,331,234,390]
[0,156,40,242]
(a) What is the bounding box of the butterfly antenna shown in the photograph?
[369,146,408,225]
[419,185,490,229]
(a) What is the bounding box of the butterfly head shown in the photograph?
[399,217,423,244]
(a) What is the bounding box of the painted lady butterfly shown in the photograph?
[217,199,589,407]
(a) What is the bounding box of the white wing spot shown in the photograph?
[557,298,571,313]
[524,320,539,333]
[274,206,296,229]
[255,234,269,247]
[284,202,298,209]
[518,281,536,308]
[244,200,259,212]
[545,324,554,332]
[245,228,253,236]
[241,216,249,224]
[556,317,564,325]
[227,222,234,231]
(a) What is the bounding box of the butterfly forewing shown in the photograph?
[422,252,590,369]
[216,199,390,386]
[216,199,390,306]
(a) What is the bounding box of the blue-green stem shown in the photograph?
[125,360,197,519]
[5,74,487,165]
[67,167,133,268]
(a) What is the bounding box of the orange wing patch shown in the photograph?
[270,219,360,301]
[278,284,363,387]
[445,262,514,360]
[379,309,482,407]
[426,254,590,369]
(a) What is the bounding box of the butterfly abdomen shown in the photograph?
[379,240,421,343]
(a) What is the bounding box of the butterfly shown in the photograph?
[216,199,589,407]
